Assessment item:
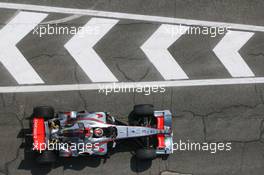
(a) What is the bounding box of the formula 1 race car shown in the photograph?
[31,104,173,164]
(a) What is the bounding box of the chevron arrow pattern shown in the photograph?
[0,12,47,84]
[141,24,189,80]
[213,31,255,77]
[0,10,259,88]
[65,18,119,82]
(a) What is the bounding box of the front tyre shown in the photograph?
[129,104,155,126]
[133,104,154,116]
[136,148,156,160]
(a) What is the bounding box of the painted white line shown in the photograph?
[213,31,255,77]
[65,18,118,82]
[0,77,264,93]
[0,2,263,32]
[0,11,47,84]
[141,24,189,80]
[41,14,82,25]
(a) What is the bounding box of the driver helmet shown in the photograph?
[94,128,104,137]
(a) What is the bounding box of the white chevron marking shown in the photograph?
[65,18,118,82]
[0,12,47,84]
[141,24,189,80]
[213,31,255,77]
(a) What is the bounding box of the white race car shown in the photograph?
[31,104,173,164]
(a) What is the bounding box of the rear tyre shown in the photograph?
[133,104,154,116]
[33,106,54,120]
[37,151,57,164]
[136,148,156,160]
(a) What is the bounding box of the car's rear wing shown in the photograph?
[32,118,46,151]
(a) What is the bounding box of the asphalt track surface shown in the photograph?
[0,0,264,175]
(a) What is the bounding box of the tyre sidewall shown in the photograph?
[133,104,154,116]
[33,106,54,120]
[136,148,156,160]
